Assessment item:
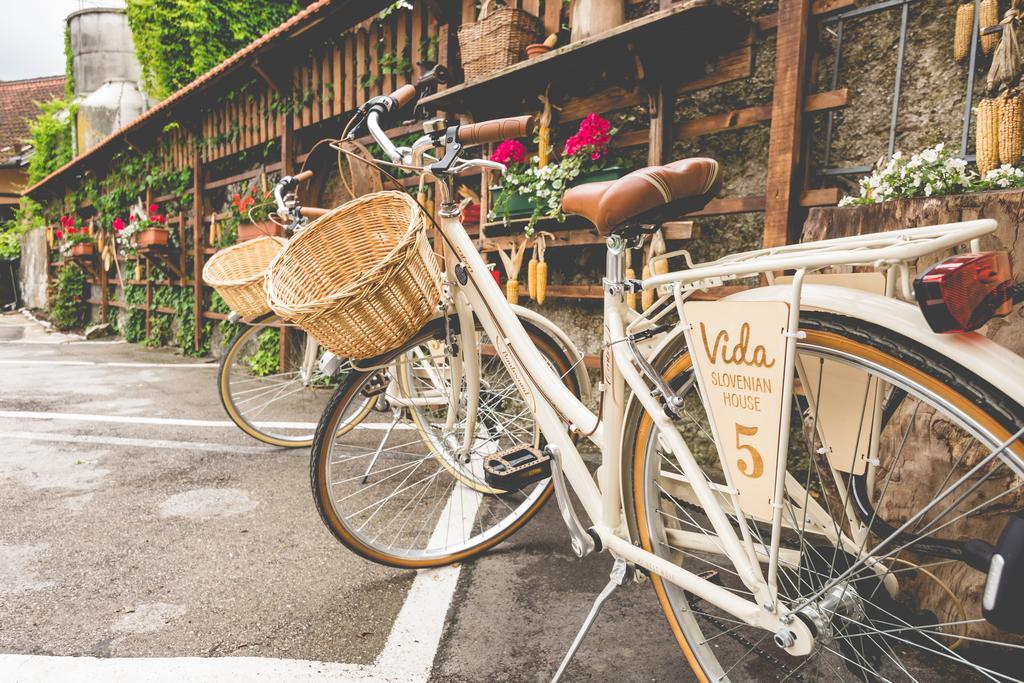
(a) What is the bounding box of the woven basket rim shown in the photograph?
[264,191,428,313]
[202,235,287,287]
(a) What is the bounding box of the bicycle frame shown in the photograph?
[430,168,1003,652]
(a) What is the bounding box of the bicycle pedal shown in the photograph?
[483,445,551,490]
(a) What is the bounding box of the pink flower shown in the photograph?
[490,139,528,165]
[112,217,125,232]
[563,113,612,159]
[55,230,63,240]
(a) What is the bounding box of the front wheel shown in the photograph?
[624,312,1024,682]
[310,314,581,569]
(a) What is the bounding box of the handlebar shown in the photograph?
[294,170,314,183]
[456,116,535,146]
[300,206,328,219]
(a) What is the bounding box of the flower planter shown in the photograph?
[525,43,552,59]
[70,243,95,257]
[493,166,627,219]
[238,220,285,242]
[133,227,169,249]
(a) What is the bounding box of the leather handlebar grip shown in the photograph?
[294,170,314,183]
[300,206,328,218]
[390,84,417,109]
[456,115,535,146]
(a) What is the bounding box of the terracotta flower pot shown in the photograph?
[70,242,95,257]
[525,43,552,59]
[133,227,169,248]
[237,220,285,242]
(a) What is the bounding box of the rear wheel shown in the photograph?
[310,315,581,568]
[624,312,1024,682]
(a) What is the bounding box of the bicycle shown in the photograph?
[218,169,591,450]
[308,84,1024,681]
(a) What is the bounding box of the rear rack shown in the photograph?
[644,219,997,293]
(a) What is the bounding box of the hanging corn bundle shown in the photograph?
[641,264,654,310]
[977,97,1002,175]
[649,230,668,276]
[988,5,1022,92]
[537,85,559,168]
[981,0,1001,54]
[209,213,220,247]
[956,3,976,62]
[527,253,538,300]
[999,91,1024,164]
[497,238,528,304]
[534,231,552,304]
[625,266,638,311]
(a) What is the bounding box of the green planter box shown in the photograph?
[494,166,626,219]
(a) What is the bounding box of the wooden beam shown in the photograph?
[478,221,698,254]
[648,81,671,166]
[191,142,204,351]
[755,0,856,33]
[763,0,811,248]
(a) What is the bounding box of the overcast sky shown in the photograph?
[0,0,125,81]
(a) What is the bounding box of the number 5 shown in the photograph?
[734,423,764,478]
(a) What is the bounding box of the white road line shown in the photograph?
[0,410,414,431]
[0,431,280,455]
[0,450,478,683]
[0,339,126,345]
[0,360,216,368]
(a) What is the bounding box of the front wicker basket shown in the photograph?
[458,5,542,83]
[264,191,441,360]
[202,236,287,319]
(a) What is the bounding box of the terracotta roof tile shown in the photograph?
[26,0,383,196]
[0,76,66,163]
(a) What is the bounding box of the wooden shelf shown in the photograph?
[475,219,699,254]
[420,1,748,116]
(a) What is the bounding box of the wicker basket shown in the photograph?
[202,236,287,319]
[458,0,542,83]
[264,191,441,360]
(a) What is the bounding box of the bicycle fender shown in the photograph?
[509,304,594,403]
[726,284,1024,406]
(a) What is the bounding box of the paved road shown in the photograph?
[0,312,700,682]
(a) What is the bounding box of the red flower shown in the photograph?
[113,217,125,232]
[232,193,241,207]
[490,139,528,165]
[149,203,159,215]
[55,230,63,240]
[130,215,136,222]
[563,113,612,160]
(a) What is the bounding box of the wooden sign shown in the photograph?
[684,301,790,521]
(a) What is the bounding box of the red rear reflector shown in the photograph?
[914,252,1013,333]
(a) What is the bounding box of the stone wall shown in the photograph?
[18,228,48,310]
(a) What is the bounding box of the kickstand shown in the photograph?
[551,558,631,683]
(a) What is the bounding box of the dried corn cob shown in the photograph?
[527,256,538,300]
[506,280,519,304]
[625,267,637,311]
[641,264,654,310]
[956,3,975,62]
[999,92,1023,165]
[980,0,999,55]
[978,97,1001,175]
[536,261,548,305]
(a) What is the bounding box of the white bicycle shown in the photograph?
[310,85,1024,681]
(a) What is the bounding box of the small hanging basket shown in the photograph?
[458,0,542,83]
[264,191,441,360]
[202,236,287,319]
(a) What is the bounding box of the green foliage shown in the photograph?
[26,98,76,184]
[50,263,89,330]
[246,328,280,376]
[64,24,75,98]
[126,0,301,100]
[0,232,20,260]
[210,291,241,341]
[123,284,147,343]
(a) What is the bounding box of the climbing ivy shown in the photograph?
[126,0,301,100]
[64,24,75,98]
[26,98,76,184]
[247,328,280,376]
[50,263,89,330]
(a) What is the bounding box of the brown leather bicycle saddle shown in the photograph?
[562,157,721,236]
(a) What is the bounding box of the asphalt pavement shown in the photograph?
[0,311,700,682]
